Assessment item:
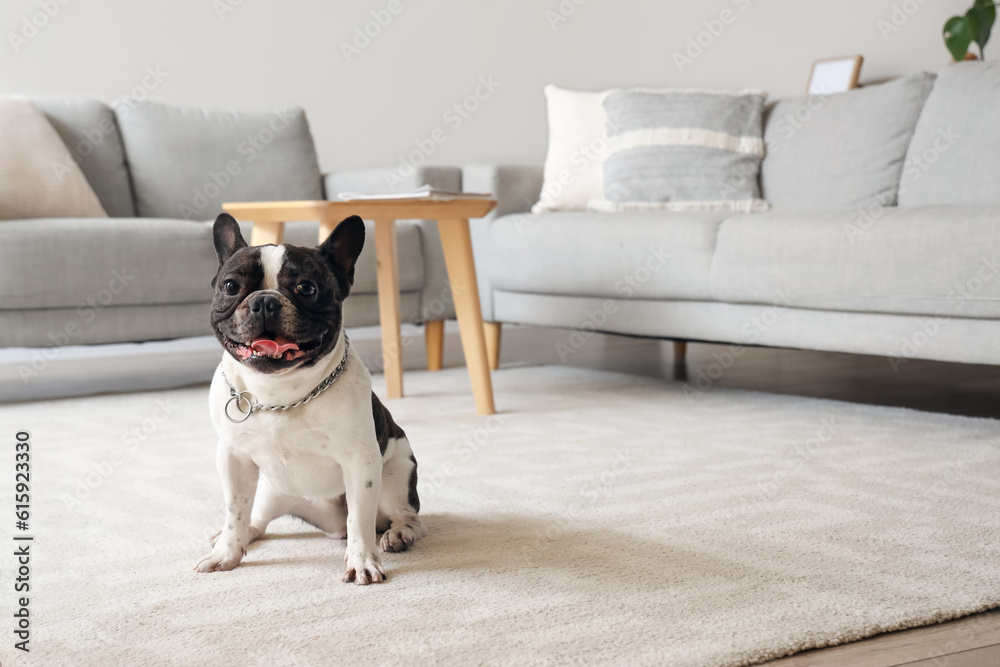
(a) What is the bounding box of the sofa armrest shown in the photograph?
[323,166,462,323]
[461,165,543,321]
[462,164,543,218]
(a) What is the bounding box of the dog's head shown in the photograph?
[210,213,365,374]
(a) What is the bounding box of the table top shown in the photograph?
[223,198,497,223]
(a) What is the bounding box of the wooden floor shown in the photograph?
[497,327,1000,666]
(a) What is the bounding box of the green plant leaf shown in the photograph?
[970,0,996,56]
[944,14,977,61]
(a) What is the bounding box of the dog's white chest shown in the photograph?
[236,420,348,498]
[209,359,376,500]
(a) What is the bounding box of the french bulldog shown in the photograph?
[194,213,425,584]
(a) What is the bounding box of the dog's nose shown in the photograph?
[249,293,282,317]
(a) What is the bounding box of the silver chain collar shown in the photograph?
[221,335,350,423]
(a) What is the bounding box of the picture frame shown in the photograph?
[807,55,864,95]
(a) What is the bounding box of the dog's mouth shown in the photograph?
[223,332,326,363]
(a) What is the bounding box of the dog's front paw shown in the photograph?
[342,549,385,585]
[193,543,246,573]
[380,524,420,553]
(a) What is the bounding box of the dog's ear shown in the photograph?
[213,213,248,266]
[319,215,365,296]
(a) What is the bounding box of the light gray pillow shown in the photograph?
[760,73,935,211]
[590,88,769,212]
[117,101,323,219]
[898,62,1000,206]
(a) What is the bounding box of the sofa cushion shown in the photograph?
[0,218,424,312]
[0,218,216,310]
[116,102,323,219]
[710,206,1000,318]
[760,73,935,210]
[1,291,426,348]
[898,62,1000,206]
[592,88,768,212]
[33,99,136,217]
[488,211,730,301]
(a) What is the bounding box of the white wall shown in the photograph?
[0,0,968,173]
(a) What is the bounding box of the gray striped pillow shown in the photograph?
[590,88,769,212]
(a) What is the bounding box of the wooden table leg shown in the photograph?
[425,320,444,371]
[374,219,404,399]
[250,220,285,246]
[484,322,502,371]
[438,219,496,415]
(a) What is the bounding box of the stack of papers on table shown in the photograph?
[335,185,493,201]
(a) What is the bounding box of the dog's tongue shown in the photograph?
[251,336,299,356]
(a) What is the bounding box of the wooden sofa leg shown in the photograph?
[673,340,688,381]
[425,320,444,371]
[484,322,502,371]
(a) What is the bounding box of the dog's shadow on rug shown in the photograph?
[248,513,746,587]
[411,513,748,586]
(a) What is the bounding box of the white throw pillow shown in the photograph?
[0,97,107,220]
[531,85,607,213]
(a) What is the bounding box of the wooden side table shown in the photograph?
[222,198,498,415]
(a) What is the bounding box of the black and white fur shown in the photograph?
[194,213,425,584]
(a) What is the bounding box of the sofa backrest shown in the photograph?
[898,61,1000,206]
[33,99,137,218]
[115,101,323,220]
[760,73,935,211]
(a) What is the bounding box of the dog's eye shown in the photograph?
[294,281,317,297]
[222,279,240,296]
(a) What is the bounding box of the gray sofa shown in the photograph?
[0,100,458,399]
[465,63,1000,369]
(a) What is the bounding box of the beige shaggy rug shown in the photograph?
[1,365,999,666]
